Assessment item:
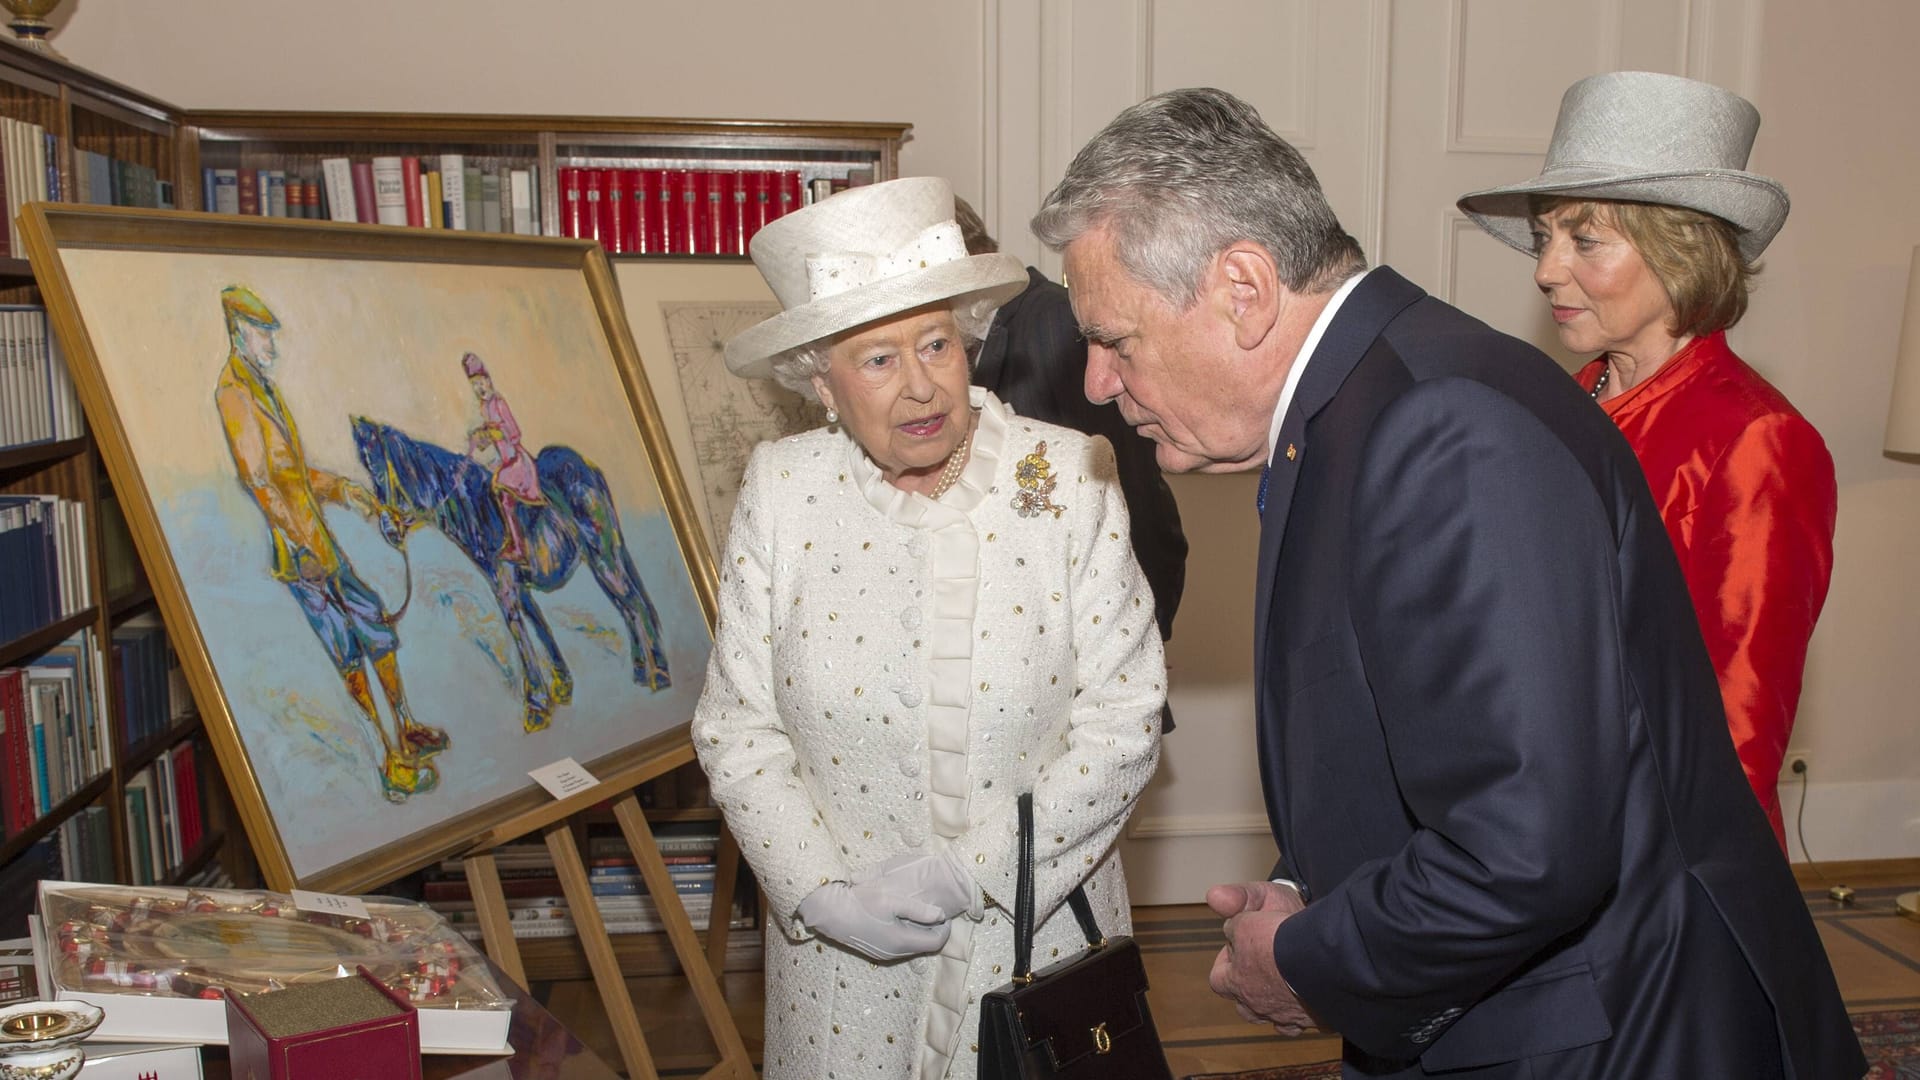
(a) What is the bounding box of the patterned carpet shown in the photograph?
[1182,1006,1920,1080]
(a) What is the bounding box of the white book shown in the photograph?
[265,169,287,217]
[319,156,356,222]
[27,118,46,204]
[370,155,407,225]
[440,153,467,229]
[27,307,48,442]
[509,169,533,235]
[49,318,80,439]
[210,168,239,215]
[2,309,22,445]
[0,118,18,270]
[78,1042,204,1079]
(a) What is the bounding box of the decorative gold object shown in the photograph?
[1011,440,1067,519]
[0,0,63,59]
[0,1001,102,1080]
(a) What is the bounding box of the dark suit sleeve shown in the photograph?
[1271,377,1629,1060]
[1005,279,1187,639]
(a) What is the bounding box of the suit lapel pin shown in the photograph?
[1285,443,1298,461]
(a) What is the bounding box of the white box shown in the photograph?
[35,882,511,1055]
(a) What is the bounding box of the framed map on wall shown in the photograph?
[613,259,827,552]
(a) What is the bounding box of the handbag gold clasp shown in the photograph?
[1091,1021,1112,1054]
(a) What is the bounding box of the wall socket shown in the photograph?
[1784,751,1812,777]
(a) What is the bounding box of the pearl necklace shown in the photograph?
[928,414,977,500]
[1590,362,1611,400]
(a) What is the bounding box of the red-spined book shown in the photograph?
[1,670,34,834]
[579,169,605,244]
[620,168,644,253]
[557,167,583,239]
[169,741,201,851]
[719,170,746,255]
[599,168,626,254]
[400,157,424,227]
[236,168,260,216]
[350,161,377,224]
[777,171,803,222]
[744,171,771,247]
[640,169,667,254]
[666,170,693,255]
[687,171,712,255]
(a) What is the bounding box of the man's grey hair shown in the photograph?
[768,295,1001,399]
[1031,87,1366,305]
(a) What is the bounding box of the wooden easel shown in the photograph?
[457,739,751,1080]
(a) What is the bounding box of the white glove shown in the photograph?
[795,880,951,961]
[854,844,984,922]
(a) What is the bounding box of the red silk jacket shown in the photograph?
[1578,331,1836,850]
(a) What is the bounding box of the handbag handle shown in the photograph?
[1011,791,1107,983]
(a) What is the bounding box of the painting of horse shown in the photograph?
[351,416,670,732]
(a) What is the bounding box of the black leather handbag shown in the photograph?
[977,792,1174,1079]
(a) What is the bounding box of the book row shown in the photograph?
[0,116,56,259]
[0,629,110,837]
[124,739,211,886]
[113,614,194,750]
[0,810,112,937]
[433,820,721,876]
[72,148,173,214]
[204,153,546,237]
[556,166,873,256]
[434,892,751,941]
[0,493,90,644]
[0,305,84,451]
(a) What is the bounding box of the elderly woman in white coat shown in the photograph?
[692,176,1165,1080]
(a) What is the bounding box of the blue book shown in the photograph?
[201,166,216,212]
[29,700,51,814]
[42,131,59,201]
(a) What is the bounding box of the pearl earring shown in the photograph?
[825,407,839,424]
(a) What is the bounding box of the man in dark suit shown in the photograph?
[1033,87,1863,1078]
[954,197,1187,729]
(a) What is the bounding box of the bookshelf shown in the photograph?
[179,111,908,252]
[0,43,248,933]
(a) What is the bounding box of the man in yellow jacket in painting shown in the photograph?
[212,284,448,803]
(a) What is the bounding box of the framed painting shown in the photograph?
[21,205,718,893]
[612,258,826,552]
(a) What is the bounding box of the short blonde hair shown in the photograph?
[1531,196,1755,337]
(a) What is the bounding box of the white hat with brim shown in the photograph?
[724,176,1030,379]
[1456,71,1789,262]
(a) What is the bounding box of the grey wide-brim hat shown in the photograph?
[1457,71,1789,262]
[724,176,1028,379]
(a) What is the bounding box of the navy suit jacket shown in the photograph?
[975,267,1187,641]
[1257,268,1863,1078]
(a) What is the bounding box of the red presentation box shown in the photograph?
[224,967,421,1080]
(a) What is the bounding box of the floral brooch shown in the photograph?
[1011,440,1067,519]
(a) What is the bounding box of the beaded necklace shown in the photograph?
[1590,362,1611,400]
[928,412,978,499]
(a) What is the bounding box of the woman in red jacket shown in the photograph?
[1459,71,1835,852]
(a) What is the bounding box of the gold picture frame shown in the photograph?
[21,205,718,893]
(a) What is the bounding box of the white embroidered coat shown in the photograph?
[693,390,1165,1080]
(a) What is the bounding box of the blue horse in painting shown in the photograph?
[351,417,670,732]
